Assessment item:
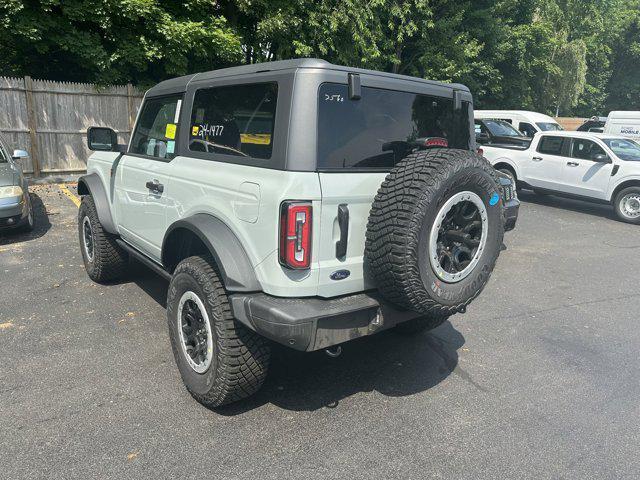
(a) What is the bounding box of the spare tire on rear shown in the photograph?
[365,148,505,316]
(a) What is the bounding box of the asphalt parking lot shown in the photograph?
[2,185,640,479]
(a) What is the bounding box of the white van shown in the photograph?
[475,110,563,138]
[604,111,640,139]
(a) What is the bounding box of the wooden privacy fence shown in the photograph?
[0,76,144,175]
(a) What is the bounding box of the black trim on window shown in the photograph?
[128,93,184,162]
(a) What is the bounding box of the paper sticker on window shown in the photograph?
[166,140,175,154]
[191,125,200,136]
[165,123,177,140]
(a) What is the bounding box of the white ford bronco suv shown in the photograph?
[78,59,519,407]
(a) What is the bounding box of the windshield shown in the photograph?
[603,138,640,161]
[536,122,563,131]
[484,119,523,137]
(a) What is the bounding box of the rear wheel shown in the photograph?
[366,149,505,316]
[167,255,271,408]
[78,196,127,282]
[614,187,640,224]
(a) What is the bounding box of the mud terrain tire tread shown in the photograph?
[167,255,271,408]
[78,195,127,282]
[365,149,504,315]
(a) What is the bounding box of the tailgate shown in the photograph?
[316,172,387,297]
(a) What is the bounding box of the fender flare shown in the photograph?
[162,214,261,292]
[77,173,117,234]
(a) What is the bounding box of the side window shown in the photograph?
[537,136,564,155]
[0,138,10,163]
[189,82,278,160]
[571,138,606,161]
[519,122,537,138]
[130,95,182,159]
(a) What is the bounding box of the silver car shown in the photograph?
[0,133,34,232]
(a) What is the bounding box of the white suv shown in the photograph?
[77,59,518,407]
[483,131,640,223]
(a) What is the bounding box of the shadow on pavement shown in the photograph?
[518,190,617,221]
[219,320,465,414]
[0,193,52,245]
[125,258,466,414]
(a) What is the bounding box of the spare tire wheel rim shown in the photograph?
[177,291,214,373]
[620,193,640,219]
[429,191,489,283]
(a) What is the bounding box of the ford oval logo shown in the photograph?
[330,269,351,281]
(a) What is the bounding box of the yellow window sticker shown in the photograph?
[165,123,177,139]
[191,125,200,136]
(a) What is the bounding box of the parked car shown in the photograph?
[475,118,531,149]
[475,110,563,138]
[0,133,34,232]
[77,59,519,407]
[603,111,640,140]
[577,116,607,133]
[482,130,640,223]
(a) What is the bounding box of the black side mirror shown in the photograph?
[476,132,490,144]
[87,127,118,151]
[593,153,611,163]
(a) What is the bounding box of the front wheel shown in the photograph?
[20,196,35,232]
[167,255,271,408]
[78,196,127,282]
[614,187,640,224]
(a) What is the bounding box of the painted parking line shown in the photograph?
[59,184,81,208]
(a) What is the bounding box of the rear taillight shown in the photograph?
[423,137,448,148]
[279,201,312,269]
[477,147,484,156]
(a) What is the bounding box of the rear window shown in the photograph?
[317,83,471,170]
[189,82,277,160]
[537,136,565,155]
[536,122,563,131]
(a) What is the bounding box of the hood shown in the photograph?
[0,162,17,186]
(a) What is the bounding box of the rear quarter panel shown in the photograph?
[165,157,323,297]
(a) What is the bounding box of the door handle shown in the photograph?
[145,179,164,193]
[335,204,349,259]
[567,161,579,167]
[532,156,543,162]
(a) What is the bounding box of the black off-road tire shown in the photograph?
[78,195,127,282]
[365,149,505,316]
[167,255,271,408]
[394,313,449,335]
[614,186,640,224]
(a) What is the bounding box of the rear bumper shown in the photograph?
[229,292,422,351]
[497,175,519,232]
[503,197,519,231]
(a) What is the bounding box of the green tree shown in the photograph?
[0,0,242,85]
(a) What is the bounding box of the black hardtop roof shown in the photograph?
[145,58,469,97]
